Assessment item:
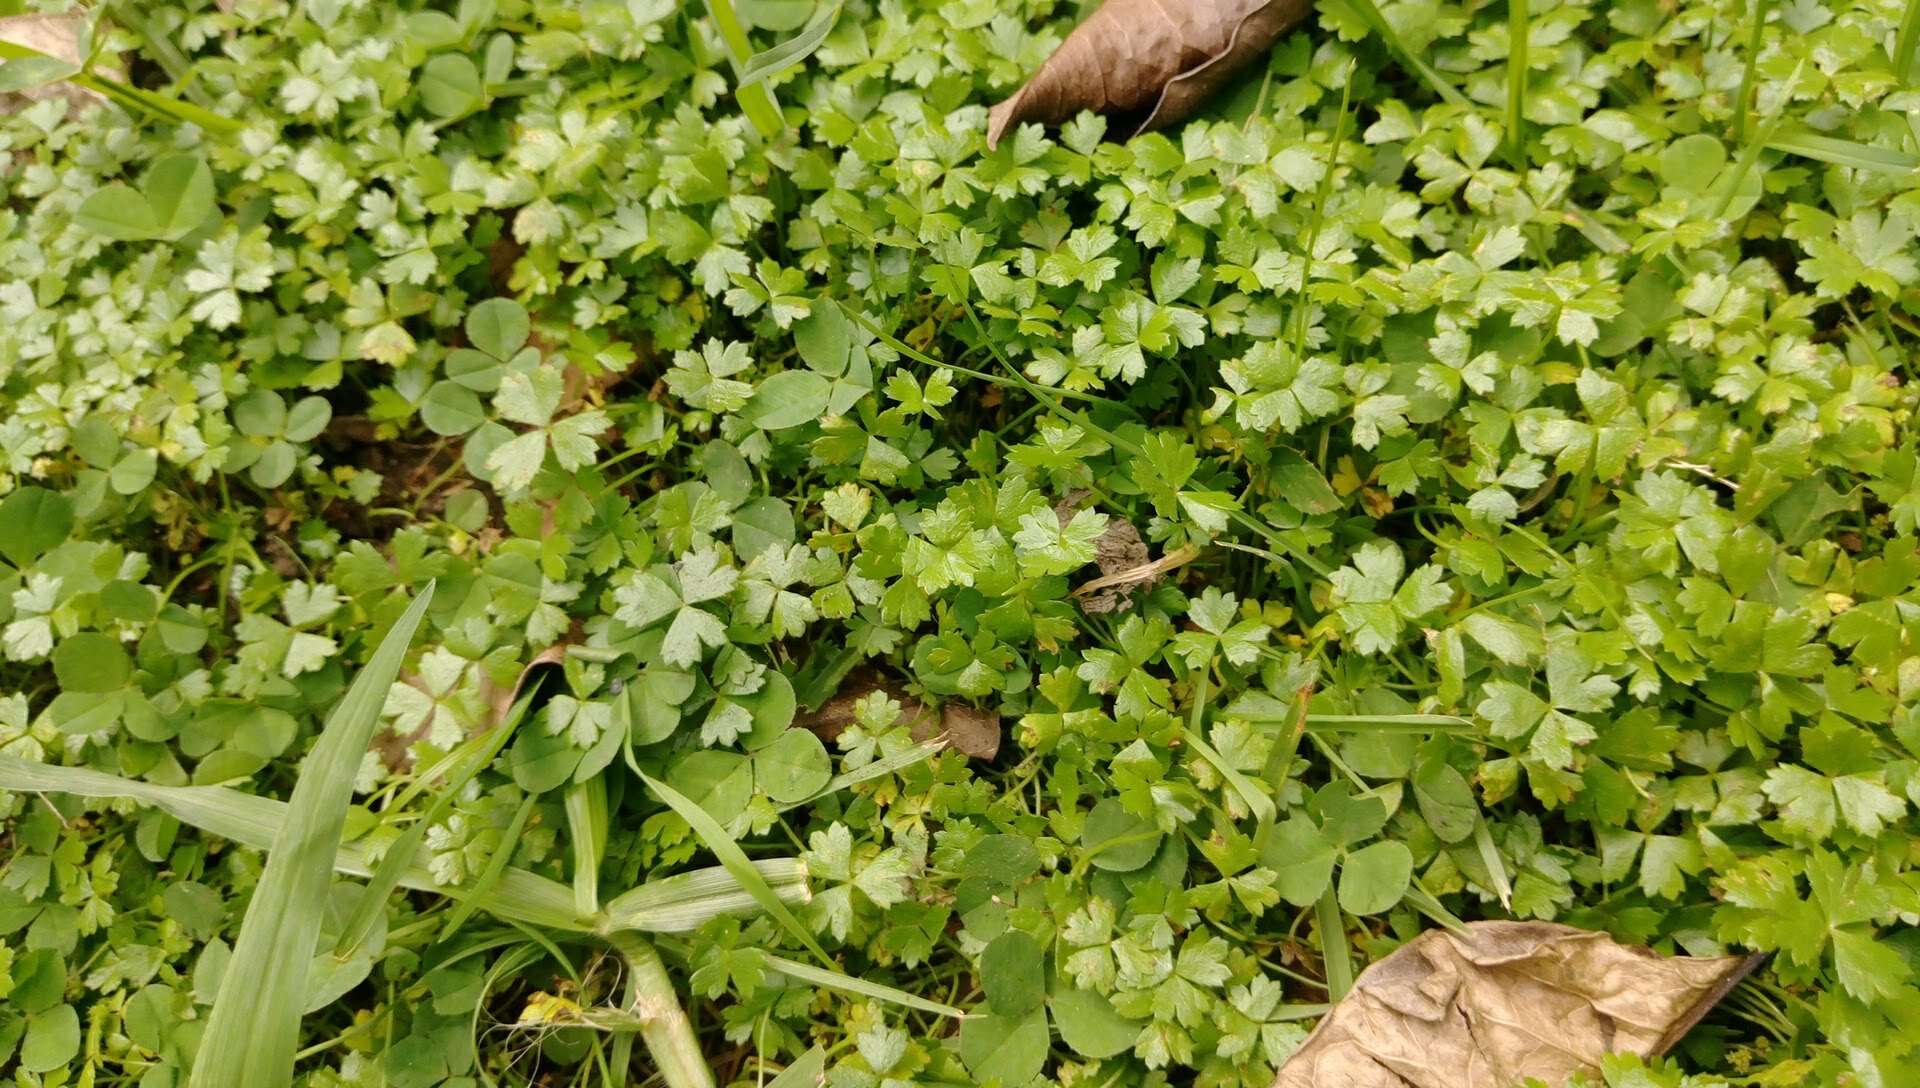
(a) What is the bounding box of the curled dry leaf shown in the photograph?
[1273,922,1765,1088]
[986,0,1313,149]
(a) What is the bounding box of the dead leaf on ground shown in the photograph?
[798,665,934,743]
[0,12,109,112]
[1074,543,1202,613]
[1054,496,1185,614]
[1272,921,1765,1088]
[375,632,575,772]
[797,665,999,759]
[986,0,1313,149]
[486,638,574,727]
[933,703,1001,761]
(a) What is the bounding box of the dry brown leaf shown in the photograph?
[931,704,1001,761]
[0,12,103,112]
[488,640,572,726]
[1053,496,1179,614]
[796,665,998,759]
[797,665,935,744]
[986,0,1313,149]
[1272,922,1764,1088]
[1073,543,1202,612]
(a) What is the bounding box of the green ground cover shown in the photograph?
[2,0,1920,1084]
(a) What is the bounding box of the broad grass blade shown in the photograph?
[636,769,832,964]
[334,688,537,959]
[0,755,806,936]
[190,583,434,1088]
[1765,126,1920,173]
[767,1046,826,1087]
[602,858,810,933]
[739,2,842,86]
[566,776,608,917]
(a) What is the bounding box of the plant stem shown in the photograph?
[1899,0,1920,83]
[608,933,716,1088]
[701,0,785,137]
[108,0,215,108]
[1506,0,1530,165]
[1731,0,1770,142]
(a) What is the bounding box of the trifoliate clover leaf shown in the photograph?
[495,370,562,427]
[666,340,756,413]
[1172,588,1270,668]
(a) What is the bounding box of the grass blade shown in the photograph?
[0,39,239,133]
[1895,0,1920,83]
[762,954,967,1017]
[1403,880,1469,933]
[1473,818,1514,911]
[602,858,810,933]
[702,0,786,136]
[333,689,538,959]
[1765,126,1920,173]
[1185,668,1276,823]
[190,583,435,1088]
[738,2,842,87]
[567,776,609,917]
[775,738,946,813]
[1301,713,1476,733]
[439,792,542,941]
[635,768,832,965]
[1731,0,1770,141]
[1314,887,1355,1001]
[0,753,584,932]
[767,1047,827,1088]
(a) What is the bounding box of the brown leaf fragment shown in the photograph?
[796,665,998,759]
[797,665,936,745]
[1272,921,1765,1088]
[986,0,1313,149]
[1052,496,1173,614]
[932,704,1001,761]
[0,12,111,112]
[1074,543,1202,613]
[487,640,572,728]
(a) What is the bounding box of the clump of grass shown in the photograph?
[190,584,435,1088]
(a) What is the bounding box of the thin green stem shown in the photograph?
[1731,0,1771,142]
[1505,0,1530,165]
[1899,0,1920,83]
[108,0,215,108]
